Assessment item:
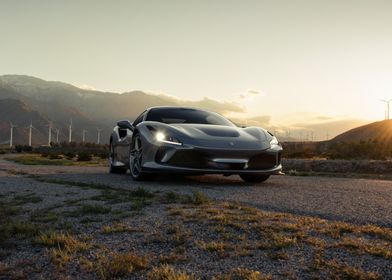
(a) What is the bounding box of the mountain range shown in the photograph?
[0,75,253,145]
[0,74,385,146]
[0,75,216,145]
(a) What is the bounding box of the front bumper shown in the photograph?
[141,141,283,175]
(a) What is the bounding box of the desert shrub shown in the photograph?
[15,145,33,153]
[23,145,33,152]
[49,153,62,160]
[15,145,23,153]
[97,152,108,159]
[64,152,76,160]
[192,191,210,205]
[77,152,92,161]
[326,140,387,160]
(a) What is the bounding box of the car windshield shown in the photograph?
[145,108,235,127]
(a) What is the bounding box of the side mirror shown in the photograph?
[117,120,134,131]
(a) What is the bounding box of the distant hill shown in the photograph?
[0,74,374,146]
[332,120,392,143]
[0,75,180,145]
[0,99,49,145]
[0,74,247,145]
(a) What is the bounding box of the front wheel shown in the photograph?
[129,133,155,181]
[240,174,270,183]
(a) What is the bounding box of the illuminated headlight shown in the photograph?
[155,131,182,146]
[270,136,281,148]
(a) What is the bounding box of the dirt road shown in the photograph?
[1,157,392,227]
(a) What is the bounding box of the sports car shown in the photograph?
[109,107,283,182]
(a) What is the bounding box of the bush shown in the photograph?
[77,152,92,161]
[49,153,62,160]
[96,152,108,159]
[64,152,76,160]
[15,145,33,153]
[23,145,33,152]
[15,145,23,153]
[0,150,6,155]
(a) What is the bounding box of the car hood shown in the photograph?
[168,123,270,150]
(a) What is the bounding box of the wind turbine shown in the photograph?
[82,129,88,143]
[55,128,60,143]
[381,99,392,120]
[28,121,34,147]
[68,119,73,143]
[9,122,16,147]
[96,128,102,144]
[47,122,53,146]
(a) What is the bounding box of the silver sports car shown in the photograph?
[109,107,283,182]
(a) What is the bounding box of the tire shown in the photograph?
[240,174,270,183]
[109,142,127,174]
[129,133,155,181]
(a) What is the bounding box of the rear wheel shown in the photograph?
[109,142,127,174]
[129,133,155,181]
[240,174,270,183]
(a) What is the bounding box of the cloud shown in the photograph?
[157,95,246,115]
[183,97,246,114]
[239,89,264,99]
[231,115,271,127]
[316,116,334,121]
[78,84,97,91]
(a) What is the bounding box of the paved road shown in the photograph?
[1,157,392,227]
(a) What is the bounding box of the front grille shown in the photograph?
[166,150,207,169]
[208,161,246,170]
[248,152,279,170]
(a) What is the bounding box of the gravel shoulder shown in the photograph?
[2,156,391,227]
[1,156,392,279]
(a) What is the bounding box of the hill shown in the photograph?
[0,99,49,145]
[0,75,188,145]
[332,120,392,143]
[0,74,244,145]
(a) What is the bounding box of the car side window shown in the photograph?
[132,111,146,127]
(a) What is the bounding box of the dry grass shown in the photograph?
[35,231,91,268]
[6,154,106,167]
[159,252,188,264]
[334,237,392,259]
[96,251,149,279]
[101,222,140,234]
[1,184,391,279]
[35,231,90,251]
[147,264,196,280]
[310,253,383,280]
[213,268,272,280]
[197,241,233,253]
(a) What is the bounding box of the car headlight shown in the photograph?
[270,136,281,149]
[155,131,182,146]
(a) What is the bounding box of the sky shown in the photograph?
[1,0,392,139]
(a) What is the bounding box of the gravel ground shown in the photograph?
[2,156,392,227]
[1,156,392,279]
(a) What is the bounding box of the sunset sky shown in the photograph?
[1,0,392,138]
